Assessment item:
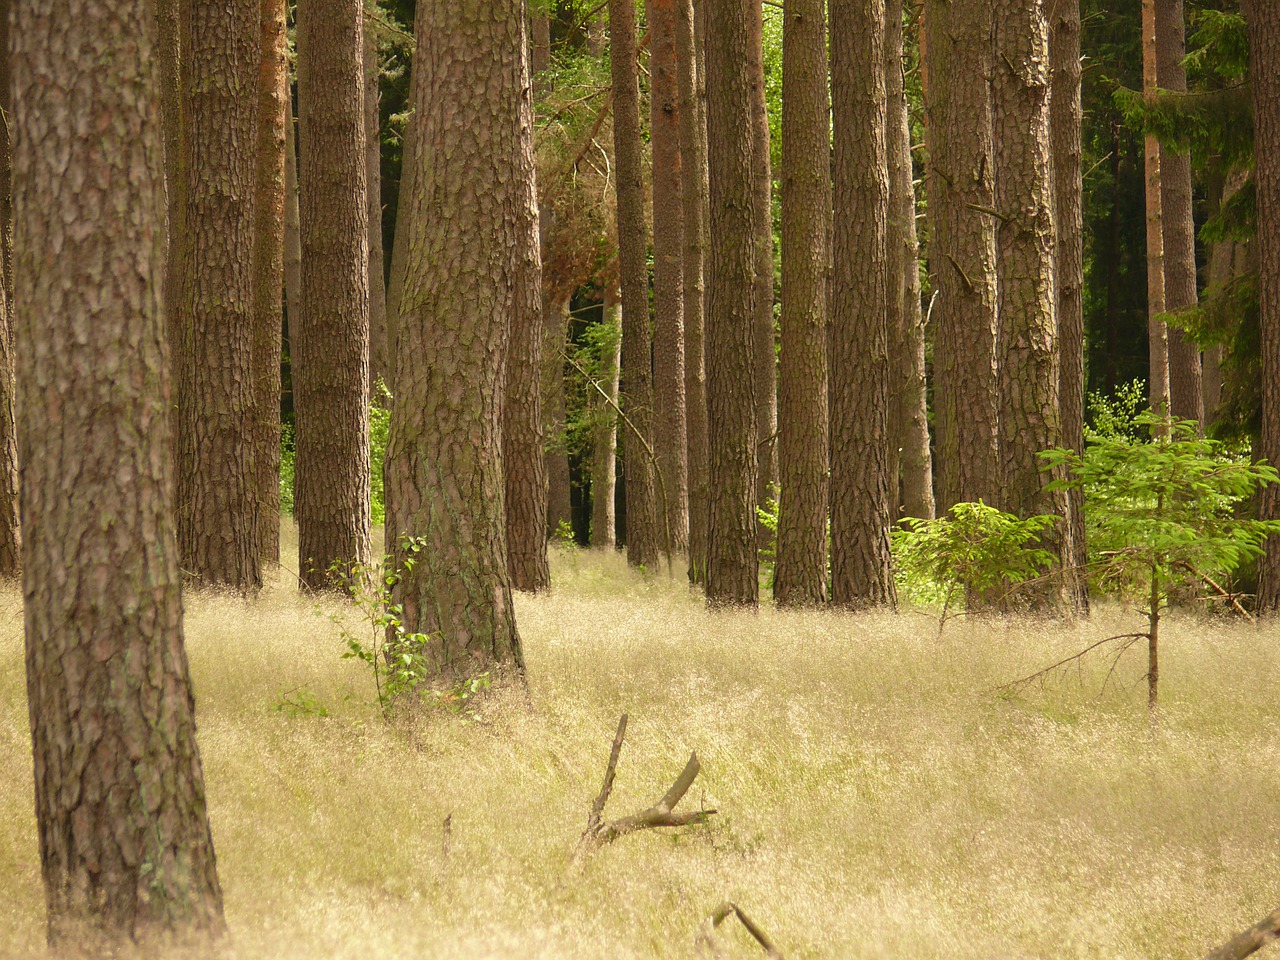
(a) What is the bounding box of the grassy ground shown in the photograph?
[2,525,1279,958]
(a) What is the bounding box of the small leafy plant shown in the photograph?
[271,687,330,718]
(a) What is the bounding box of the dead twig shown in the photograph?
[696,901,785,959]
[1202,908,1280,960]
[1175,560,1254,622]
[997,633,1150,696]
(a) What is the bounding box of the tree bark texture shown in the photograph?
[253,0,287,567]
[705,0,760,606]
[0,0,10,309]
[154,0,186,442]
[887,0,935,523]
[284,92,302,360]
[295,0,373,587]
[366,12,389,390]
[775,0,830,607]
[1143,0,1171,422]
[544,291,574,538]
[923,0,1001,511]
[649,0,691,557]
[592,283,623,548]
[384,109,416,387]
[830,0,895,608]
[177,0,263,592]
[12,0,225,941]
[609,0,660,568]
[384,0,531,673]
[1156,0,1204,426]
[0,1,18,578]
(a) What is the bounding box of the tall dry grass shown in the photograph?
[1,524,1278,958]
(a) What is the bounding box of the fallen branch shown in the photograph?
[1202,908,1280,960]
[696,901,785,959]
[997,633,1149,696]
[1175,560,1254,622]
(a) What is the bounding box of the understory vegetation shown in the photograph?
[1,528,1277,959]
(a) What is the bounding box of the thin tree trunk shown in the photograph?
[13,0,225,941]
[253,0,287,567]
[177,0,263,592]
[592,282,623,548]
[610,0,660,568]
[705,0,760,606]
[544,292,574,538]
[366,11,389,390]
[1143,0,1171,426]
[284,92,302,359]
[384,110,415,388]
[830,0,895,608]
[775,0,830,606]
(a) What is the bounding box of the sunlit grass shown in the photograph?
[2,522,1279,958]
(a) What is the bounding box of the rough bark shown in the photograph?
[384,110,416,387]
[295,0,372,587]
[1249,0,1280,613]
[155,0,186,441]
[284,92,302,359]
[544,292,574,538]
[366,12,389,390]
[650,0,691,556]
[177,0,263,592]
[1156,0,1205,426]
[12,0,225,941]
[830,0,895,608]
[1143,0,1171,423]
[0,0,18,577]
[0,0,10,309]
[384,0,531,672]
[887,0,935,523]
[705,0,760,606]
[592,283,623,548]
[775,0,830,607]
[610,0,660,568]
[253,0,287,567]
[923,0,1001,511]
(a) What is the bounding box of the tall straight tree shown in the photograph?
[543,291,574,539]
[610,0,661,567]
[1142,0,1171,426]
[384,0,534,672]
[295,0,372,588]
[591,281,623,548]
[1156,0,1205,426]
[253,0,288,566]
[775,0,831,606]
[384,109,415,388]
[924,0,1000,511]
[0,0,18,577]
[1249,0,1280,612]
[177,0,262,592]
[12,0,225,942]
[155,0,186,424]
[649,0,691,555]
[366,13,389,389]
[705,0,760,605]
[830,0,895,607]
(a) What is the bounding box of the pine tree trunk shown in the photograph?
[592,282,623,548]
[1248,0,1280,613]
[886,0,935,523]
[384,110,415,389]
[705,0,760,606]
[1051,0,1088,610]
[13,0,225,941]
[0,2,18,577]
[544,292,574,538]
[775,0,830,607]
[253,0,287,567]
[295,0,372,587]
[610,0,661,568]
[0,0,10,309]
[366,14,389,391]
[177,0,263,592]
[385,0,532,673]
[650,0,691,556]
[1202,169,1246,425]
[1143,0,1171,423]
[155,0,186,446]
[923,0,1001,511]
[285,92,302,363]
[1156,0,1204,426]
[830,0,895,608]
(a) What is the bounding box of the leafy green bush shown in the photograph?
[279,422,295,516]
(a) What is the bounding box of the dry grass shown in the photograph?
[2,524,1280,958]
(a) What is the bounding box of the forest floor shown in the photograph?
[2,523,1280,959]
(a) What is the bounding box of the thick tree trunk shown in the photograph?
[295,0,372,587]
[253,0,287,567]
[177,0,262,592]
[592,283,623,548]
[1248,0,1280,613]
[0,0,10,309]
[609,0,660,568]
[830,0,895,608]
[284,93,302,358]
[384,0,531,673]
[705,0,760,606]
[544,291,574,538]
[366,14,389,390]
[775,0,830,607]
[650,0,691,556]
[1143,0,1171,424]
[886,0,934,523]
[155,0,186,443]
[1156,0,1205,426]
[0,2,18,577]
[924,0,1001,511]
[384,110,415,387]
[13,0,225,941]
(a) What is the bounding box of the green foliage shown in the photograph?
[271,687,329,718]
[370,380,391,525]
[1087,379,1150,442]
[279,422,295,516]
[756,493,778,589]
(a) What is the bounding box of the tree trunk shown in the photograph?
[1051,0,1088,610]
[609,0,660,568]
[650,0,691,556]
[923,0,1001,511]
[366,12,389,390]
[830,0,895,608]
[1247,0,1280,613]
[0,0,10,309]
[177,0,263,592]
[544,291,574,538]
[1156,0,1205,426]
[680,0,711,584]
[1143,0,1171,424]
[886,0,935,523]
[13,0,225,941]
[993,0,1070,609]
[253,0,287,568]
[705,0,760,606]
[1203,169,1247,426]
[384,110,416,388]
[592,282,623,548]
[384,0,532,674]
[775,0,830,607]
[155,0,186,448]
[284,92,302,362]
[0,2,18,578]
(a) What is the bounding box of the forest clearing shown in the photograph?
[2,534,1278,959]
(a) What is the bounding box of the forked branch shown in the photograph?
[1202,908,1280,960]
[696,901,785,958]
[997,633,1149,696]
